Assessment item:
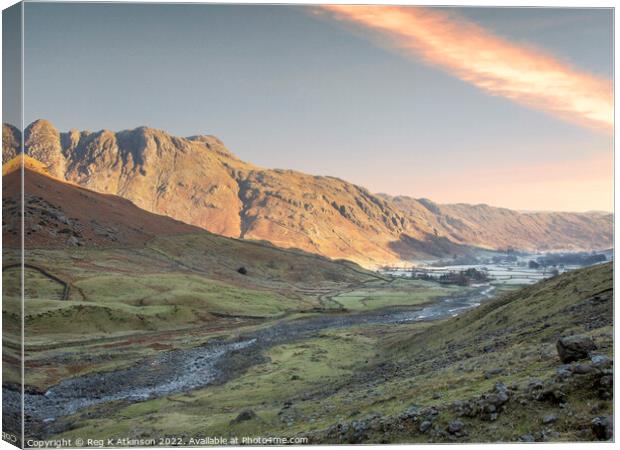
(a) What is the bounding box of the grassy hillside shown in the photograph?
[335,262,614,443]
[48,263,613,443]
[1,162,387,393]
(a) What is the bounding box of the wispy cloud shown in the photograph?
[319,6,613,131]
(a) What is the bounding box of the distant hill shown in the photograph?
[3,155,201,249]
[3,120,613,266]
[2,156,372,286]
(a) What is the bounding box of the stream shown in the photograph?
[4,284,496,434]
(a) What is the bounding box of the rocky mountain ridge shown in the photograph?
[2,120,613,266]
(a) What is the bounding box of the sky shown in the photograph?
[9,3,614,212]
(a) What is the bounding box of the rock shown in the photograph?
[447,420,464,435]
[66,236,81,246]
[494,382,510,403]
[591,354,612,368]
[527,379,544,391]
[596,375,613,399]
[536,388,566,405]
[556,335,596,363]
[591,416,613,440]
[519,434,535,442]
[432,392,441,399]
[540,430,560,441]
[419,421,432,433]
[556,365,573,379]
[571,364,593,374]
[599,374,613,388]
[230,409,256,424]
[542,414,558,424]
[452,382,511,422]
[484,368,505,379]
[451,400,473,418]
[401,406,420,420]
[420,406,439,418]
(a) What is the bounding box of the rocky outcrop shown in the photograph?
[3,120,614,266]
[2,123,21,164]
[591,416,613,440]
[556,335,597,363]
[24,119,66,178]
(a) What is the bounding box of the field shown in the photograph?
[330,278,463,311]
[3,234,454,393]
[40,264,613,443]
[7,244,612,443]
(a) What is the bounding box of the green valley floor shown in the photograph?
[3,248,613,444]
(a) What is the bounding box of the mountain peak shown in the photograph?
[4,120,612,265]
[2,123,21,164]
[25,118,57,131]
[23,119,65,178]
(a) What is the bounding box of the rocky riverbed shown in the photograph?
[6,284,496,438]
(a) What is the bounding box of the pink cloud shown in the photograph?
[319,6,613,131]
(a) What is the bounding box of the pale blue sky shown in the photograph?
[11,3,615,211]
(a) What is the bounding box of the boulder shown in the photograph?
[591,416,613,440]
[556,365,572,379]
[590,354,612,368]
[484,368,506,379]
[571,364,593,375]
[556,335,596,363]
[596,374,613,400]
[527,379,544,392]
[536,388,566,405]
[400,406,420,421]
[230,409,256,424]
[447,420,464,435]
[419,421,432,433]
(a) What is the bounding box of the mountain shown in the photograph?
[2,123,20,164]
[387,196,612,256]
[2,155,372,285]
[2,155,200,249]
[3,120,613,266]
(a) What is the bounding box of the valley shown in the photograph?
[5,260,612,444]
[2,156,613,444]
[2,4,613,446]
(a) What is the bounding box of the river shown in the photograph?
[5,283,497,437]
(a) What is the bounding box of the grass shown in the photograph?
[12,232,381,347]
[13,239,368,347]
[388,262,613,357]
[75,273,307,317]
[10,230,612,444]
[334,278,462,311]
[47,263,613,444]
[52,329,378,440]
[9,238,384,390]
